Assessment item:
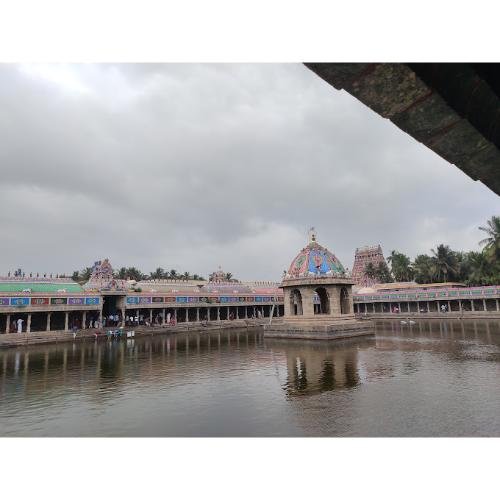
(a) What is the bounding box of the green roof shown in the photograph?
[0,282,83,293]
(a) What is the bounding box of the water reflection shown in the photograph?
[266,338,375,397]
[0,329,263,400]
[0,320,499,436]
[373,319,500,362]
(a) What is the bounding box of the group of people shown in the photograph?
[103,314,121,327]
[85,312,179,329]
[5,308,263,335]
[124,312,175,327]
[9,318,24,333]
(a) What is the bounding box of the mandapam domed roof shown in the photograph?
[285,229,346,279]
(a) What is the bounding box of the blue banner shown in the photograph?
[11,297,30,306]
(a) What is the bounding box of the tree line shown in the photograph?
[72,266,206,283]
[70,215,499,287]
[365,215,500,286]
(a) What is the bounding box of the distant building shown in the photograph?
[351,245,388,287]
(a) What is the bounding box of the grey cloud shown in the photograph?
[0,63,498,280]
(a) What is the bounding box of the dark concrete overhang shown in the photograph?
[304,63,500,196]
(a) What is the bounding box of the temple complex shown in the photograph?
[0,260,284,335]
[1,237,499,338]
[351,244,388,287]
[264,228,374,340]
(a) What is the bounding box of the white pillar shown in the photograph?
[6,314,10,333]
[471,300,475,312]
[459,300,462,313]
[483,299,487,312]
[27,313,31,333]
[196,308,200,322]
[46,313,51,332]
[162,308,166,325]
[496,299,499,312]
[217,307,220,321]
[185,308,189,323]
[82,311,87,330]
[448,301,451,313]
[64,312,69,332]
[149,309,153,324]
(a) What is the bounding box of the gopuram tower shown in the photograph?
[264,228,374,340]
[351,245,388,287]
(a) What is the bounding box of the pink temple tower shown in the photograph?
[351,245,388,287]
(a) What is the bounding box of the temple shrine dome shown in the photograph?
[285,228,347,280]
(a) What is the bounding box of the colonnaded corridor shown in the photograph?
[0,319,499,437]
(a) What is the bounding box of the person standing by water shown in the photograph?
[16,317,24,333]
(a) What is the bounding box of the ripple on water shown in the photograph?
[0,322,499,436]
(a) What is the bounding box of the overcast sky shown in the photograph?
[1,63,498,281]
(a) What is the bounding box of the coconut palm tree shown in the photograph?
[464,251,491,286]
[413,254,437,284]
[375,262,393,283]
[387,250,413,282]
[431,244,458,282]
[125,267,145,282]
[79,267,93,282]
[169,269,178,279]
[115,267,128,280]
[364,262,377,280]
[479,215,500,262]
[150,267,165,280]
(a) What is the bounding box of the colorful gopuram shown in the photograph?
[83,259,128,292]
[351,244,388,287]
